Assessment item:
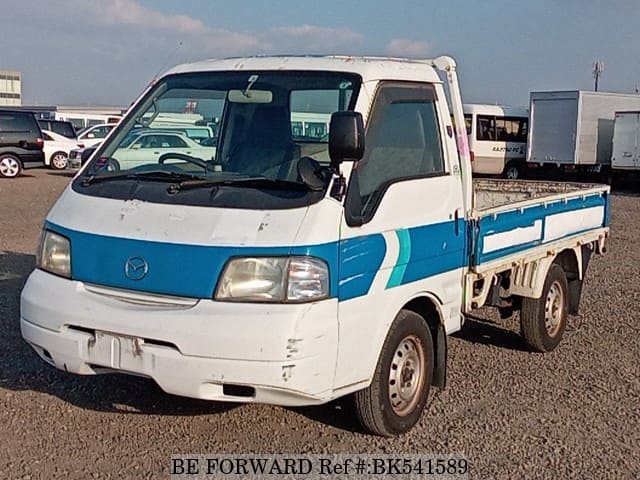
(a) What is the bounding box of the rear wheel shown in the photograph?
[354,309,433,436]
[0,154,22,178]
[520,264,569,352]
[50,152,68,170]
[503,161,522,179]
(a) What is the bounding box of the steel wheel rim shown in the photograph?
[388,334,425,416]
[52,153,67,169]
[0,157,19,177]
[544,280,564,337]
[506,167,518,179]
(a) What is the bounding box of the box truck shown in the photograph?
[527,90,640,174]
[611,111,640,173]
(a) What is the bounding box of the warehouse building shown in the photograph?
[0,70,21,106]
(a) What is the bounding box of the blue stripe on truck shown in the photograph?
[400,221,467,286]
[45,219,467,303]
[475,192,608,264]
[46,221,340,300]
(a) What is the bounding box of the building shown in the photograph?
[0,70,21,106]
[12,104,126,130]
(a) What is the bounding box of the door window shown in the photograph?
[346,83,445,224]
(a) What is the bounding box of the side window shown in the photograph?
[163,135,187,148]
[505,117,528,142]
[92,127,108,138]
[42,132,52,141]
[57,123,76,138]
[476,115,495,141]
[346,83,444,223]
[69,118,85,131]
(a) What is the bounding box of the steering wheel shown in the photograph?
[158,152,209,170]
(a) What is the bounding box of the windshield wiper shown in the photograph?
[168,176,310,193]
[82,170,207,187]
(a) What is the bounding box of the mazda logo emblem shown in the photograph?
[124,257,148,280]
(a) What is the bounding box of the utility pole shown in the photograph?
[593,60,604,92]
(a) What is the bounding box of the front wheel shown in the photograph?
[0,154,22,178]
[520,264,569,352]
[354,309,434,436]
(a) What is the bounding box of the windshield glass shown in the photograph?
[84,71,359,182]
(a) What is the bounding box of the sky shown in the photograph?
[1,0,640,107]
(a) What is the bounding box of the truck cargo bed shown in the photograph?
[471,179,609,266]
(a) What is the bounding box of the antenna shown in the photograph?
[593,60,604,92]
[152,41,183,80]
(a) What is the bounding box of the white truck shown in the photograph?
[527,90,640,174]
[21,56,609,436]
[611,110,640,173]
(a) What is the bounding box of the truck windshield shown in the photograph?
[74,70,360,209]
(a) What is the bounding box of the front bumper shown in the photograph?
[21,269,339,406]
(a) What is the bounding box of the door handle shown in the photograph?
[454,209,460,236]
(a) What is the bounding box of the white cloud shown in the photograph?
[100,0,208,34]
[385,38,430,58]
[269,24,364,53]
[0,0,369,104]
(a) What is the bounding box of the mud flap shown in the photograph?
[432,325,447,388]
[569,247,593,315]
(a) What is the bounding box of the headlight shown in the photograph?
[215,256,329,303]
[37,230,71,278]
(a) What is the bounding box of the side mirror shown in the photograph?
[329,111,365,166]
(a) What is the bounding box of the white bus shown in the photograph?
[54,112,122,131]
[463,104,529,178]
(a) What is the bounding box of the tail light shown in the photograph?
[470,151,475,162]
[36,138,44,149]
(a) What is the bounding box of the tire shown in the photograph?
[50,151,68,170]
[354,309,434,436]
[0,154,22,178]
[520,264,569,352]
[503,161,522,180]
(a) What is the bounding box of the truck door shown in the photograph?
[333,82,466,387]
[528,94,578,164]
[613,113,638,169]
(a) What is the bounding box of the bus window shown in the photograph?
[477,115,495,141]
[464,114,472,135]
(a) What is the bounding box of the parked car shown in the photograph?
[110,130,215,170]
[76,123,116,148]
[68,143,99,169]
[41,130,84,170]
[38,119,77,140]
[0,109,45,178]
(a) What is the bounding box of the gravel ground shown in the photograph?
[1,170,638,479]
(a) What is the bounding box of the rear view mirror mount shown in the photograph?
[227,90,273,104]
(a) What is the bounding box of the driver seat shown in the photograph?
[228,105,299,179]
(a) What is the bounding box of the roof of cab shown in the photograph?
[164,55,442,84]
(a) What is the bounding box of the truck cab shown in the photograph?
[21,56,609,436]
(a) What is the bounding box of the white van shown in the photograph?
[464,104,528,178]
[21,56,609,436]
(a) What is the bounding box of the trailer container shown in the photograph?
[527,90,640,172]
